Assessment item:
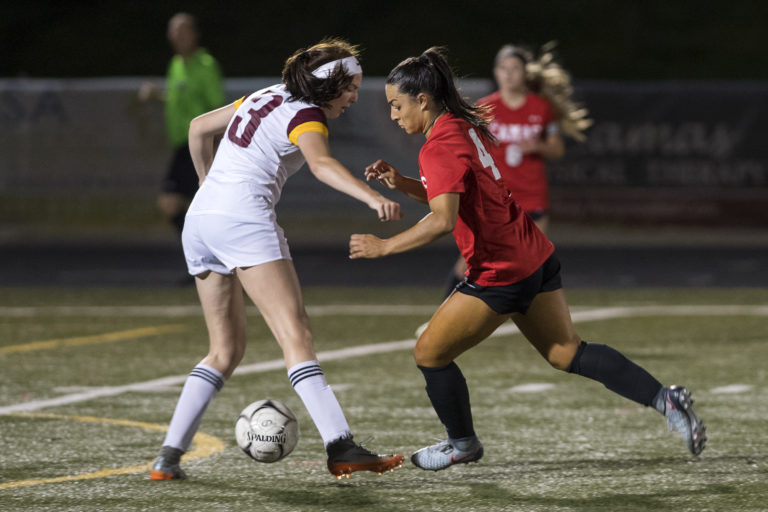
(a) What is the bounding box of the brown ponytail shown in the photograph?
[282,37,361,108]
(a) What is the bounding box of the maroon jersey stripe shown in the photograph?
[286,107,327,139]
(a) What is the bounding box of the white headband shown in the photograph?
[311,56,363,79]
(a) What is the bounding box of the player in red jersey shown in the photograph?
[444,43,592,295]
[350,47,705,471]
[481,42,592,232]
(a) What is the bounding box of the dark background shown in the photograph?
[3,1,768,288]
[3,0,767,80]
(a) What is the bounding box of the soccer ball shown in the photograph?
[235,399,299,463]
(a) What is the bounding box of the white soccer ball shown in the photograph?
[235,399,299,463]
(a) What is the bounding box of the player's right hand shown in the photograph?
[373,198,403,222]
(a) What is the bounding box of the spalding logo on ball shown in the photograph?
[235,399,299,463]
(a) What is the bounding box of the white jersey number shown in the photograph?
[505,144,523,167]
[468,128,501,180]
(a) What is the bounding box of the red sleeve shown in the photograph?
[418,142,468,201]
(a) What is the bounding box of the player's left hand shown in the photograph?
[349,234,387,259]
[365,160,401,190]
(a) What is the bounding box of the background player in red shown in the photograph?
[482,42,591,233]
[350,47,706,471]
[443,43,591,296]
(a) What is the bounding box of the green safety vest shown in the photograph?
[165,48,225,147]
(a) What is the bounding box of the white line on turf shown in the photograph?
[415,304,768,337]
[1,304,766,416]
[508,383,556,393]
[710,384,754,394]
[0,304,438,318]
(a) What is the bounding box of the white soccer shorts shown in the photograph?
[182,212,291,276]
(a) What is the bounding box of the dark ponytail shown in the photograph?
[282,37,361,108]
[387,47,495,142]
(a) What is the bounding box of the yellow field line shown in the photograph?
[0,324,187,356]
[0,412,225,490]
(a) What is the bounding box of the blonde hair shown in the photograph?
[495,42,593,141]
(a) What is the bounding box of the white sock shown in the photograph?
[162,364,225,452]
[288,360,351,447]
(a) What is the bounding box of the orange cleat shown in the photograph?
[326,436,404,479]
[149,456,187,480]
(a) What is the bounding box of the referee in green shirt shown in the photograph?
[156,13,225,235]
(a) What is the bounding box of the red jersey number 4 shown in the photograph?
[468,128,501,181]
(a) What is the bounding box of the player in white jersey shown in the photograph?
[151,39,405,481]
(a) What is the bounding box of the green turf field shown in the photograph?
[1,287,766,512]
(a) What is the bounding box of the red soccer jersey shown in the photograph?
[418,113,554,286]
[478,91,557,212]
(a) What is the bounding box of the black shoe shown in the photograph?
[326,436,404,479]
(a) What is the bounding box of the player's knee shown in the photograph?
[205,345,244,378]
[548,355,571,372]
[413,334,451,367]
[546,337,581,371]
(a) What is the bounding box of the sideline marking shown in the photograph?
[0,325,187,356]
[0,412,224,490]
[509,383,556,393]
[711,384,753,394]
[0,304,438,318]
[415,304,768,337]
[1,304,766,417]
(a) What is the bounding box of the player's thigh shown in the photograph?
[416,291,509,366]
[195,271,247,348]
[511,289,580,368]
[236,259,314,350]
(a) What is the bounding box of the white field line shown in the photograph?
[4,303,764,319]
[1,304,766,416]
[0,304,438,318]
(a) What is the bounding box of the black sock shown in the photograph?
[418,362,475,439]
[567,341,663,406]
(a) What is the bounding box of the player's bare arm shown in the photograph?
[298,131,402,221]
[349,192,458,259]
[365,160,429,204]
[188,102,238,184]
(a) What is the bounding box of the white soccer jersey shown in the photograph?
[187,84,328,220]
